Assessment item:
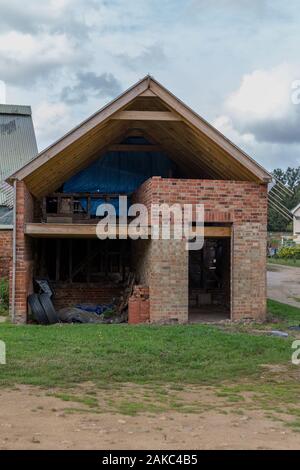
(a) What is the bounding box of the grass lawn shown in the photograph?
[0,300,299,428]
[0,301,297,389]
[267,257,300,268]
[267,299,300,323]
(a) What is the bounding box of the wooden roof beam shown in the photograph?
[112,111,182,121]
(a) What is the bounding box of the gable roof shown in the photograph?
[7,75,271,197]
[0,104,38,207]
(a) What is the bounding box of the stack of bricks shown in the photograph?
[128,285,150,324]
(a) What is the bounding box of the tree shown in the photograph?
[268,166,300,232]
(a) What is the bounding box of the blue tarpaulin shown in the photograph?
[63,137,176,215]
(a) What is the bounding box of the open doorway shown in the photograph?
[189,237,231,322]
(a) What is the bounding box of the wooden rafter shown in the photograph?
[7,75,272,198]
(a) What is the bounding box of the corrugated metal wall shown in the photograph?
[0,105,38,207]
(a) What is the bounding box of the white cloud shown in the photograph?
[226,63,294,120]
[216,63,300,149]
[0,31,87,85]
[0,0,72,29]
[212,64,300,169]
[33,101,73,149]
[213,115,255,146]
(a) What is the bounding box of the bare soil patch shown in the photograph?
[0,384,299,450]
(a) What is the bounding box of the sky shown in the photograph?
[1,0,300,170]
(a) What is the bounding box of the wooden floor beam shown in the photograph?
[25,223,231,239]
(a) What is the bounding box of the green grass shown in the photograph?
[49,392,99,408]
[267,299,300,323]
[267,258,300,268]
[0,321,293,388]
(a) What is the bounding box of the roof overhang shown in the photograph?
[7,75,272,197]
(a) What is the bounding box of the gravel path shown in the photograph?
[267,264,300,308]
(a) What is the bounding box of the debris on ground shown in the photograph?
[270,330,289,338]
[29,273,136,325]
[57,306,128,324]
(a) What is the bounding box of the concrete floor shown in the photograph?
[267,263,300,308]
[189,305,230,323]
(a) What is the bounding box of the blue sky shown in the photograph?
[1,0,300,170]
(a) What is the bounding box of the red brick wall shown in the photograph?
[0,230,12,278]
[12,181,34,323]
[128,285,150,324]
[134,177,268,322]
[52,282,122,310]
[134,177,267,223]
[14,177,268,323]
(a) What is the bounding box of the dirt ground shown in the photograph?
[0,384,299,450]
[267,264,300,308]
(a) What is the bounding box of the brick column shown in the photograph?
[11,181,34,324]
[149,239,188,323]
[231,222,267,321]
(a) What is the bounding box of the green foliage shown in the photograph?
[0,278,9,311]
[268,257,300,268]
[268,166,300,232]
[277,246,300,260]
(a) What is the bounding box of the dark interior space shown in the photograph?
[33,238,132,283]
[32,238,133,312]
[189,237,231,322]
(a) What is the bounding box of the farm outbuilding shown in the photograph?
[7,76,271,324]
[0,104,37,280]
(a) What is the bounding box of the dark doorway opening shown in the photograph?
[188,237,231,322]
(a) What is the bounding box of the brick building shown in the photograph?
[7,76,271,324]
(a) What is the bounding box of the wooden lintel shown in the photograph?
[111,111,181,121]
[196,226,231,238]
[108,144,162,152]
[25,223,231,239]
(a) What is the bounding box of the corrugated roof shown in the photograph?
[0,104,38,207]
[0,104,31,116]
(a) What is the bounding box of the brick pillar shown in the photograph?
[149,239,188,323]
[11,181,34,324]
[128,286,150,324]
[0,230,12,278]
[231,222,267,321]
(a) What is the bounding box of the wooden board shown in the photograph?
[111,111,181,121]
[25,223,231,239]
